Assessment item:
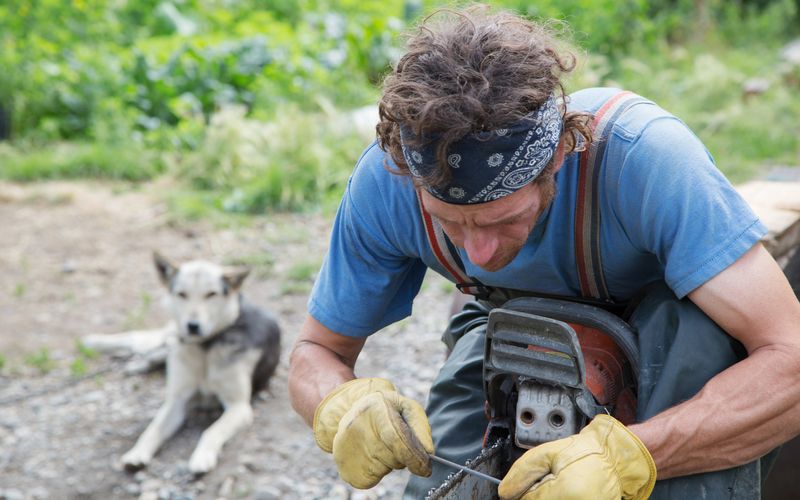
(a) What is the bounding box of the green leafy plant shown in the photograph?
[25,348,55,374]
[0,0,798,206]
[70,357,87,377]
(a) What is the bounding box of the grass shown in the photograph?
[69,342,100,378]
[568,42,800,182]
[164,190,221,221]
[279,281,313,296]
[25,348,55,374]
[285,260,320,282]
[70,357,88,377]
[175,103,369,214]
[76,341,99,360]
[279,258,322,295]
[224,253,276,278]
[0,142,163,182]
[0,354,5,372]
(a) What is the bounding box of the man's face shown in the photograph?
[420,172,557,272]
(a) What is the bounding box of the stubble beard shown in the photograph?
[486,175,558,272]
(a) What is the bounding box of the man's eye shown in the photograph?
[204,291,217,299]
[177,292,188,299]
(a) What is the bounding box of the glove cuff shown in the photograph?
[595,415,657,500]
[312,377,396,452]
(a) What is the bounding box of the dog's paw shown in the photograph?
[121,448,152,472]
[188,448,218,475]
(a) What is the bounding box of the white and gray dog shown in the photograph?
[83,252,281,474]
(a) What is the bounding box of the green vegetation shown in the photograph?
[76,341,99,361]
[71,343,97,377]
[225,252,277,278]
[1,0,798,211]
[69,342,99,377]
[25,348,55,374]
[286,260,320,282]
[69,357,88,377]
[567,45,800,183]
[0,142,161,181]
[281,258,322,294]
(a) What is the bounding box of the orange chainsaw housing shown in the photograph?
[570,322,637,425]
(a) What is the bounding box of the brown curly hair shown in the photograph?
[376,5,593,189]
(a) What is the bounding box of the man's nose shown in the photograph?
[463,229,499,267]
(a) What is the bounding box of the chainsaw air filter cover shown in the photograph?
[483,299,639,449]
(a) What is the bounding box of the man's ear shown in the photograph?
[153,252,178,287]
[222,267,251,292]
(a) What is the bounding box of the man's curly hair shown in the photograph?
[376,5,593,189]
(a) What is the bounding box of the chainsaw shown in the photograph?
[426,296,640,499]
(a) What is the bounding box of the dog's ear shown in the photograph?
[222,267,250,292]
[153,252,178,287]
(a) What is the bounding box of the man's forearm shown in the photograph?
[630,344,800,478]
[288,340,356,426]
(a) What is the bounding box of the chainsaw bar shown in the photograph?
[425,438,511,500]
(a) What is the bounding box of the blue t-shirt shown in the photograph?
[308,88,767,337]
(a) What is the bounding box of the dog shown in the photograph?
[82,252,281,474]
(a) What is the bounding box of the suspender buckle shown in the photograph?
[456,282,494,301]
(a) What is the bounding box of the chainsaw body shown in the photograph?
[427,297,639,499]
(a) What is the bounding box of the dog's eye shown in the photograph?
[177,292,188,299]
[205,291,217,299]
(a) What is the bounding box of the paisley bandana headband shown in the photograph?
[399,94,562,204]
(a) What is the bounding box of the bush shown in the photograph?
[176,103,370,212]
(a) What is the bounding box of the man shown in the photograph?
[289,6,800,499]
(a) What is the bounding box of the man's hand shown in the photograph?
[313,377,434,489]
[499,415,656,500]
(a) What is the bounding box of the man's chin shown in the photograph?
[478,257,513,273]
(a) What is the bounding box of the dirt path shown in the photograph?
[0,180,452,499]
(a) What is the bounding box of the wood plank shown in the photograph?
[737,181,800,258]
[737,181,800,212]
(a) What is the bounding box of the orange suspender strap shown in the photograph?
[575,91,648,302]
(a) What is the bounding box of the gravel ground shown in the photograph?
[0,180,453,500]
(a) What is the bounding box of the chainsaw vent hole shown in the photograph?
[549,411,565,428]
[520,410,535,425]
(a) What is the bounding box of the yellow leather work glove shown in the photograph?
[312,378,434,489]
[498,415,656,500]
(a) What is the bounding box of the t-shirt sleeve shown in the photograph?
[612,116,767,298]
[307,148,428,337]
